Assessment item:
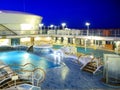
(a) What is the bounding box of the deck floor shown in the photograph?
[40,58,119,90]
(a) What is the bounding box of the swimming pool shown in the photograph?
[76,46,115,58]
[53,45,63,49]
[0,51,60,71]
[53,45,115,58]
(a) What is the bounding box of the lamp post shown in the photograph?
[54,26,57,34]
[50,24,55,35]
[61,23,66,30]
[50,24,54,30]
[39,23,44,34]
[85,22,90,51]
[85,22,90,36]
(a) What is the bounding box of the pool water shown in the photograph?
[0,51,60,70]
[76,46,115,58]
[53,45,63,49]
[52,45,115,58]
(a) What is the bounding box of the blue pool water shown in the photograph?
[76,46,115,58]
[52,45,115,58]
[53,45,63,49]
[0,51,59,70]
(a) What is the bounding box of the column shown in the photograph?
[75,38,80,45]
[90,39,94,46]
[81,39,84,45]
[97,40,100,48]
[94,40,96,49]
[30,37,34,46]
[73,38,75,45]
[70,38,73,44]
[53,37,56,43]
[57,37,61,44]
[102,40,106,48]
[63,37,68,45]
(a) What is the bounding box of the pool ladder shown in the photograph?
[0,63,46,89]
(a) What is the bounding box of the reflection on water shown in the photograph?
[0,51,60,71]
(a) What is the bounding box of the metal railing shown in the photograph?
[0,63,46,88]
[0,29,120,37]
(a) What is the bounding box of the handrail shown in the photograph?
[15,68,46,84]
[0,72,16,80]
[0,63,46,85]
[0,78,31,89]
[0,24,18,35]
[0,29,120,37]
[9,63,36,68]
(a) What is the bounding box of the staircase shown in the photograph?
[0,24,17,35]
[82,62,97,74]
[0,78,32,89]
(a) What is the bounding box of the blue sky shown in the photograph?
[0,0,120,29]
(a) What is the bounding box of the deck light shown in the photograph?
[61,23,66,30]
[85,22,90,36]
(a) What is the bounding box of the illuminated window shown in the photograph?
[20,38,30,42]
[21,24,33,30]
[35,37,41,41]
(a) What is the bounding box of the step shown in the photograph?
[83,68,95,73]
[88,62,96,65]
[87,62,97,67]
[84,65,97,70]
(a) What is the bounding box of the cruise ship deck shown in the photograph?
[0,10,120,89]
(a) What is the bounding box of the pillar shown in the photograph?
[57,37,61,44]
[102,40,106,47]
[30,37,34,45]
[73,38,75,44]
[53,37,56,43]
[81,39,84,45]
[75,38,80,45]
[90,39,94,46]
[63,37,68,45]
[70,38,73,44]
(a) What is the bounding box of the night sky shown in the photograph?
[0,0,120,29]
